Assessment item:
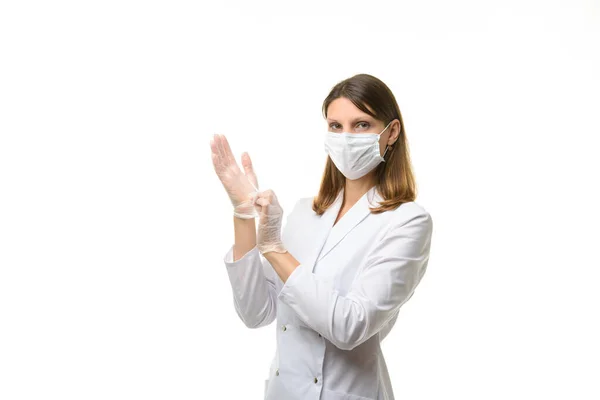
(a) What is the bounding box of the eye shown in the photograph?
[329,123,341,130]
[356,122,370,130]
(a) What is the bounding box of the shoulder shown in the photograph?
[373,195,433,234]
[366,201,433,256]
[390,201,432,222]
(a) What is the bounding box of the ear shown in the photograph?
[387,119,401,146]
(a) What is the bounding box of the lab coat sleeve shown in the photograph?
[223,245,280,329]
[378,309,400,342]
[277,211,433,351]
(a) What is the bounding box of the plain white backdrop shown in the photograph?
[1,0,599,399]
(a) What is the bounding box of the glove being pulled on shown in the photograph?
[254,189,287,254]
[210,134,259,219]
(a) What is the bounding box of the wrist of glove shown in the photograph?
[233,192,259,219]
[254,189,287,254]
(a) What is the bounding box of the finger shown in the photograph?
[210,137,219,159]
[214,134,228,164]
[262,189,274,203]
[257,202,269,219]
[211,152,219,171]
[241,152,259,190]
[254,191,267,201]
[210,139,222,165]
[210,138,224,169]
[248,191,258,205]
[220,135,237,167]
[211,152,225,173]
[255,197,270,207]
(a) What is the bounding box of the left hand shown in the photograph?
[254,189,287,254]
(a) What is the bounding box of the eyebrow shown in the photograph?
[327,116,374,123]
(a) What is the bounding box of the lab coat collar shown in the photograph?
[315,185,383,264]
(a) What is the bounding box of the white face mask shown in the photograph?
[324,121,392,180]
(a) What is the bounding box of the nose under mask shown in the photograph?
[324,121,392,180]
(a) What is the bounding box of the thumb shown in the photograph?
[241,152,258,190]
[255,196,270,208]
[253,192,263,215]
[255,196,272,219]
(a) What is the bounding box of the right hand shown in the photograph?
[254,189,287,254]
[210,134,259,218]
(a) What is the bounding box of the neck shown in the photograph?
[343,172,376,207]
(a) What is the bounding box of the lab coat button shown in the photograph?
[275,369,279,376]
[314,377,318,384]
[282,325,287,331]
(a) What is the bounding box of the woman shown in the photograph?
[210,73,433,400]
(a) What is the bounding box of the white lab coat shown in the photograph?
[223,186,433,400]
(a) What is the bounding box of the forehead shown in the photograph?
[326,97,375,121]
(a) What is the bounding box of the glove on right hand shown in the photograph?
[210,134,259,219]
[254,189,287,254]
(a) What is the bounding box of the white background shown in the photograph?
[1,0,599,399]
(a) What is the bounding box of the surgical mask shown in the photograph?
[324,121,392,180]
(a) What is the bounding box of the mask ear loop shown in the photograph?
[379,121,393,162]
[382,145,390,160]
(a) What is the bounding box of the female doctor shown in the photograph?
[210,73,433,400]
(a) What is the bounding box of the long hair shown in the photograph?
[313,73,417,215]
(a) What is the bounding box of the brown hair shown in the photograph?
[312,73,417,215]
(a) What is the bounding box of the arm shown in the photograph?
[224,245,280,329]
[223,199,301,328]
[273,212,433,351]
[233,216,256,261]
[226,216,277,329]
[210,134,279,327]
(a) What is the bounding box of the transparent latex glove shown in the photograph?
[210,134,259,219]
[254,189,287,254]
